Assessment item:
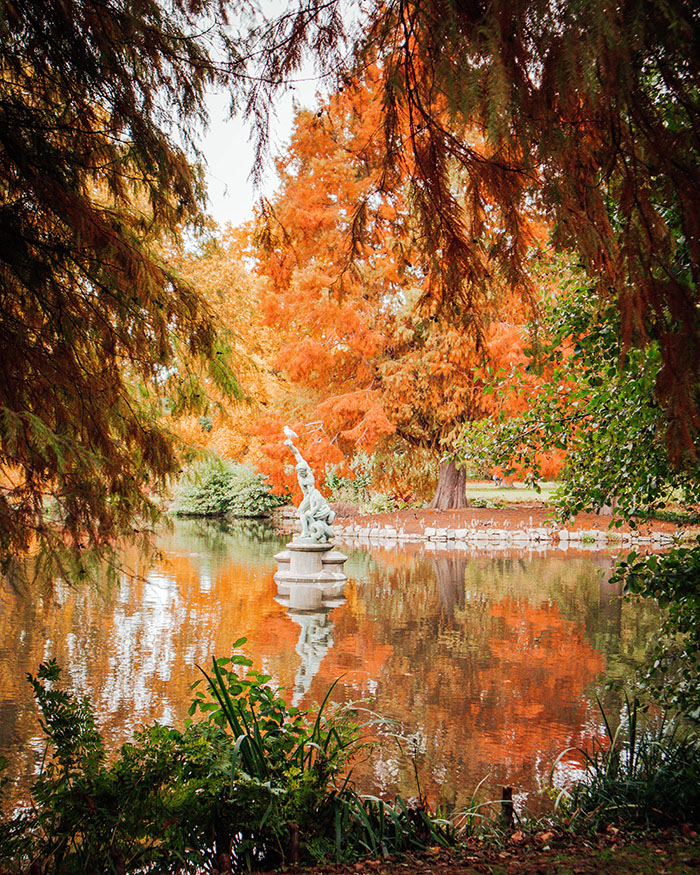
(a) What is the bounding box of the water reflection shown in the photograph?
[0,519,660,813]
[288,609,335,706]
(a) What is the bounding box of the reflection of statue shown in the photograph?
[289,609,335,706]
[283,427,335,542]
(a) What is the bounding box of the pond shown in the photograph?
[0,518,660,814]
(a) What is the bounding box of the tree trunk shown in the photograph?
[429,459,468,510]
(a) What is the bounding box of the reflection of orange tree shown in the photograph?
[460,556,661,687]
[298,579,396,700]
[0,538,399,808]
[0,535,298,804]
[0,536,661,816]
[482,597,604,761]
[300,553,612,812]
[146,544,303,700]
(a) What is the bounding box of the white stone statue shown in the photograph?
[283,427,335,542]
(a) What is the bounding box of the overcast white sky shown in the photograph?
[200,75,324,229]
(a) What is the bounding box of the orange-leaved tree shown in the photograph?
[168,227,287,467]
[251,66,555,507]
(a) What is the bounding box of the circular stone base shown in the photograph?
[274,540,348,609]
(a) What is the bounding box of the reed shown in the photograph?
[554,694,700,829]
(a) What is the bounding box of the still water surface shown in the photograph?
[0,519,660,812]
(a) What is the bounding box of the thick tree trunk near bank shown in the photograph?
[429,459,468,510]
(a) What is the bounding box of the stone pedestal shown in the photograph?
[274,540,347,610]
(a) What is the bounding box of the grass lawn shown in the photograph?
[465,480,559,504]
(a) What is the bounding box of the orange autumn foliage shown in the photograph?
[250,66,562,498]
[168,228,288,467]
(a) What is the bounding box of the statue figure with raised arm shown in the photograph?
[283,427,335,543]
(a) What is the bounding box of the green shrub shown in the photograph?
[324,455,400,515]
[172,458,284,518]
[324,453,373,503]
[615,546,700,722]
[189,646,455,862]
[467,497,495,509]
[0,660,240,872]
[359,493,394,515]
[0,644,455,872]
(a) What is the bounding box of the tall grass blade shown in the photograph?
[305,678,342,763]
[626,693,638,777]
[595,693,615,744]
